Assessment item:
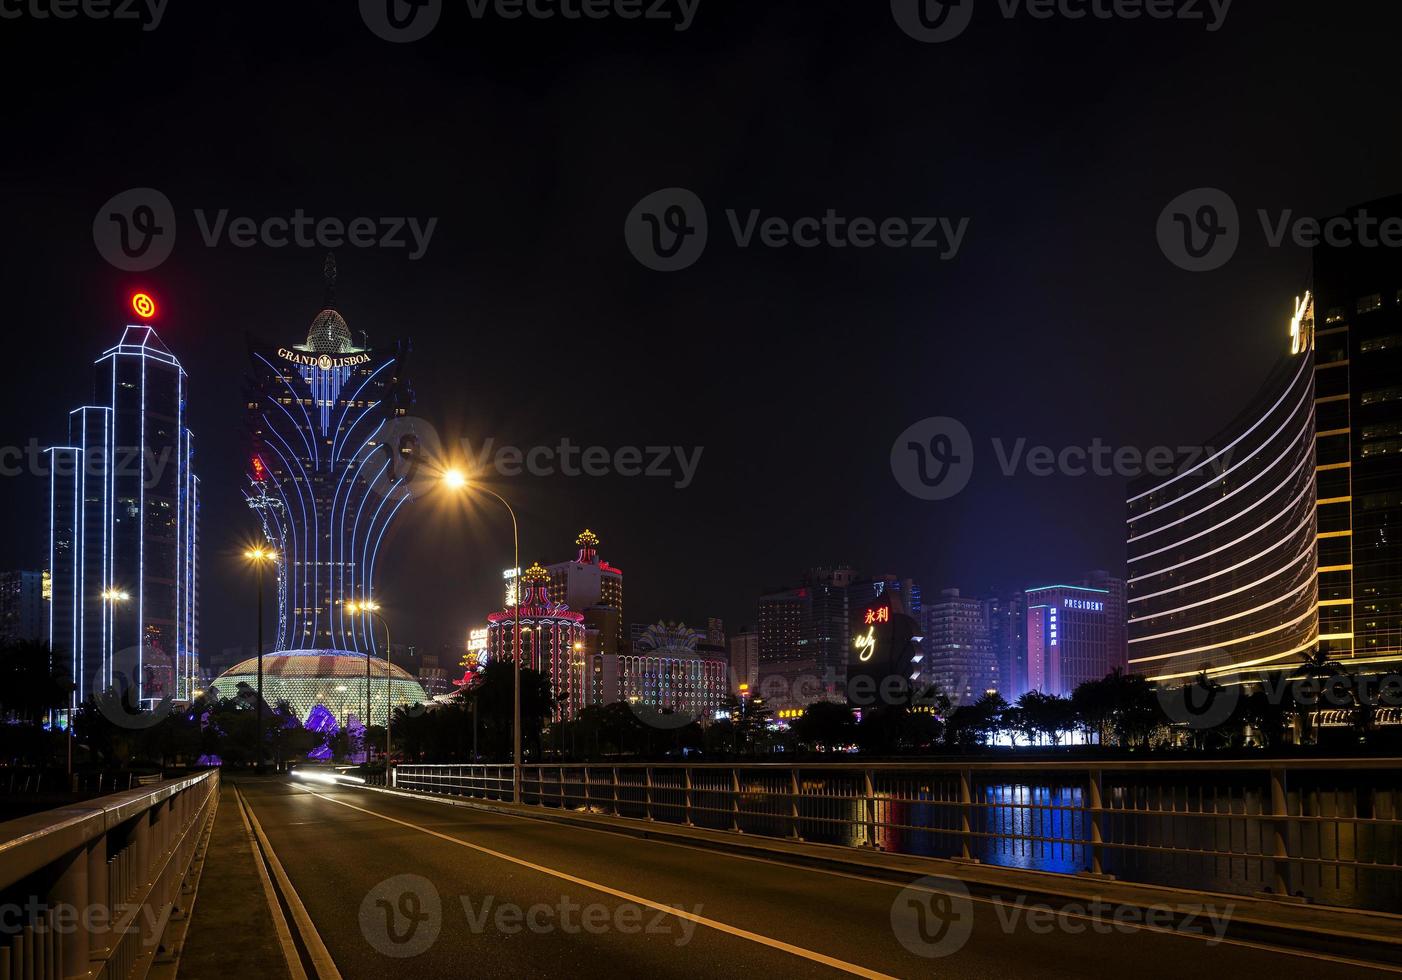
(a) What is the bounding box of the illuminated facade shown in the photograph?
[244,300,413,654]
[488,563,587,720]
[48,322,199,708]
[1312,197,1402,670]
[1025,584,1110,696]
[210,650,427,724]
[545,530,624,655]
[589,622,728,720]
[921,588,997,705]
[1126,311,1319,683]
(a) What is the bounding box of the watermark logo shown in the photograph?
[625,188,709,272]
[93,190,438,271]
[366,416,706,499]
[0,0,169,30]
[360,0,443,43]
[894,0,1230,42]
[892,420,1233,501]
[890,417,975,501]
[1157,187,1239,272]
[890,876,974,958]
[90,645,178,731]
[94,188,177,272]
[890,0,974,44]
[1157,675,1241,731]
[626,188,970,271]
[360,874,442,957]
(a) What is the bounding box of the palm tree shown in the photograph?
[1295,646,1349,745]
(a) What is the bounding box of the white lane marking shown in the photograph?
[241,786,346,980]
[234,787,309,980]
[357,782,1402,975]
[294,785,898,979]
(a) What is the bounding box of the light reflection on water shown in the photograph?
[721,773,1398,914]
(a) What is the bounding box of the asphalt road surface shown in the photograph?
[231,777,1396,979]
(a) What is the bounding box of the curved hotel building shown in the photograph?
[1126,299,1319,683]
[244,301,416,656]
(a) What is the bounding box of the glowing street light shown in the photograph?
[347,597,392,767]
[244,546,277,773]
[441,469,523,802]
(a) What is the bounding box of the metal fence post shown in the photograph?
[958,769,975,862]
[732,768,743,833]
[1085,768,1109,878]
[684,767,694,827]
[645,767,655,821]
[612,767,621,818]
[789,768,802,840]
[863,768,876,849]
[53,840,88,974]
[1268,767,1295,899]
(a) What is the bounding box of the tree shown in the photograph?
[0,640,71,726]
[792,702,855,752]
[1016,691,1075,746]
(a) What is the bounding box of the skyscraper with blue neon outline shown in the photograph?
[244,291,414,656]
[48,323,199,709]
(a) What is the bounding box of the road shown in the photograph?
[229,777,1395,979]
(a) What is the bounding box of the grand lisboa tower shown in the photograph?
[213,262,427,725]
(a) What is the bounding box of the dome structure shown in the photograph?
[303,308,356,354]
[208,649,427,726]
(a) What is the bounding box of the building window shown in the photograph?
[1360,334,1402,353]
[1325,307,1348,324]
[1357,293,1383,314]
[1361,439,1402,459]
[1362,422,1402,441]
[1361,387,1402,407]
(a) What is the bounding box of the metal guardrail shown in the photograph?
[392,760,1402,912]
[0,769,219,980]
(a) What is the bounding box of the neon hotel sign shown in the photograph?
[277,348,371,370]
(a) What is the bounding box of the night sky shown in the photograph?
[2,1,1398,664]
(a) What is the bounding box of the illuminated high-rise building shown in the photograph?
[48,310,199,708]
[244,270,414,654]
[545,529,624,655]
[1026,584,1111,696]
[1126,299,1319,683]
[1311,196,1402,670]
[922,588,997,705]
[489,563,587,720]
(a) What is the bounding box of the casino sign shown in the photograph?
[277,347,372,370]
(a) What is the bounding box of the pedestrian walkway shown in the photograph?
[178,779,293,980]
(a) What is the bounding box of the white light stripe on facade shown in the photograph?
[1126,354,1311,506]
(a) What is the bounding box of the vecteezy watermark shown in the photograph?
[625,188,970,272]
[0,0,168,30]
[1158,188,1402,272]
[0,440,175,487]
[890,877,974,958]
[890,417,1233,501]
[0,898,175,940]
[891,0,1232,44]
[358,875,700,957]
[363,417,706,501]
[1159,670,1402,731]
[360,874,443,958]
[360,0,699,43]
[94,188,438,271]
[889,875,1233,958]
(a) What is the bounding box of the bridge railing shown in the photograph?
[391,759,1402,912]
[0,769,219,980]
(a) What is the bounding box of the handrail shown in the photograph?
[391,760,1402,913]
[0,769,219,980]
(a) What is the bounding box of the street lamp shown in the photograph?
[244,547,277,773]
[442,469,523,803]
[347,598,392,770]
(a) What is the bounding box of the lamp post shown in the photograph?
[244,549,276,774]
[443,470,522,803]
[86,589,131,783]
[348,599,392,770]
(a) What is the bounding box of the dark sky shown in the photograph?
[2,1,1399,663]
